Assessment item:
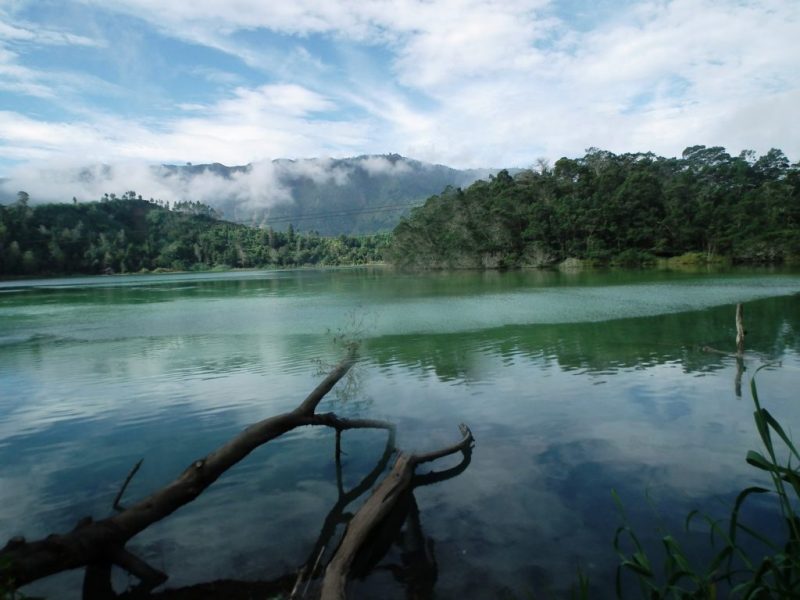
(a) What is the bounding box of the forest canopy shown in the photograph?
[0,191,388,276]
[387,146,800,269]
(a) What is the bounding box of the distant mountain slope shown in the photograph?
[1,154,511,235]
[161,154,499,234]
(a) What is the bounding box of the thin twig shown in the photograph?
[112,458,143,512]
[302,544,326,598]
[411,424,474,466]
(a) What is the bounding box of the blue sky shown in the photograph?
[0,0,798,194]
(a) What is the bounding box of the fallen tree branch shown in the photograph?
[320,424,475,600]
[1,351,358,591]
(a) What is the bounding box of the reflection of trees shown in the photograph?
[368,296,800,380]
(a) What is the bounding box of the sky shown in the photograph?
[0,0,798,192]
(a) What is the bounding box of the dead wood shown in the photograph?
[320,424,475,600]
[1,352,363,591]
[112,459,144,513]
[1,349,474,600]
[736,302,745,356]
[290,423,397,599]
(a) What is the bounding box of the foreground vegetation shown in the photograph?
[388,146,800,269]
[614,371,800,598]
[0,193,389,276]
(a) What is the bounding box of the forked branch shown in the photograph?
[320,424,475,600]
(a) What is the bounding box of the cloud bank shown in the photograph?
[0,155,422,210]
[0,0,797,172]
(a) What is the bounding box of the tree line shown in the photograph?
[388,146,800,268]
[0,192,389,276]
[4,145,798,276]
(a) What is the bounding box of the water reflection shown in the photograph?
[367,295,800,381]
[1,269,800,599]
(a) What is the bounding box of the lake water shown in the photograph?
[2,267,800,598]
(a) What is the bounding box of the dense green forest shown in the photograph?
[0,192,388,276]
[388,146,800,268]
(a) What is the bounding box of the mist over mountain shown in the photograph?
[0,154,504,235]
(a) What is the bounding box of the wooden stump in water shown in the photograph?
[736,303,745,356]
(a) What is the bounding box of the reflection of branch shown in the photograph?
[335,430,345,497]
[412,446,473,488]
[382,495,438,600]
[291,426,396,598]
[735,356,744,398]
[411,424,474,466]
[320,424,475,600]
[705,305,782,399]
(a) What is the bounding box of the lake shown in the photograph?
[2,267,800,598]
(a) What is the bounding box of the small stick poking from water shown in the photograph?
[113,458,143,512]
[735,303,746,397]
[736,303,745,356]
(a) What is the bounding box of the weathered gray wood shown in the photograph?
[736,302,745,356]
[320,424,474,600]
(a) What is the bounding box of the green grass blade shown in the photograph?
[746,450,777,472]
[729,486,771,543]
[762,408,800,461]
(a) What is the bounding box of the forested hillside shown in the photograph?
[0,155,497,236]
[0,193,388,276]
[388,146,800,269]
[240,155,496,233]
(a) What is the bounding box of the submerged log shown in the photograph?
[0,352,375,591]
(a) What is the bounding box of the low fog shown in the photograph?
[0,155,415,212]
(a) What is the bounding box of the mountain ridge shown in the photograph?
[0,154,511,235]
[157,154,506,234]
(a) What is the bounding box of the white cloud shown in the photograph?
[274,157,353,185]
[0,80,371,166]
[357,155,412,176]
[1,0,798,170]
[0,15,103,47]
[0,155,368,210]
[0,36,121,102]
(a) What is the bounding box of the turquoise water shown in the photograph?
[1,267,800,598]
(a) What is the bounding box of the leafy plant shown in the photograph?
[0,556,26,600]
[614,369,800,598]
